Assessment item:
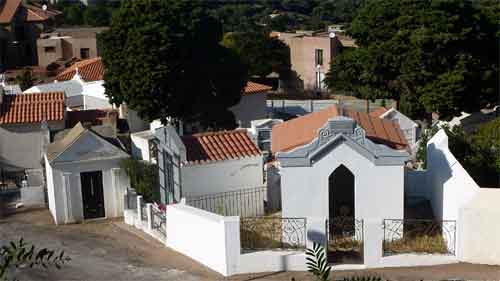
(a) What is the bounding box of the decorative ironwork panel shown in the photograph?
[240,217,306,251]
[326,217,364,264]
[383,219,456,256]
[151,205,166,238]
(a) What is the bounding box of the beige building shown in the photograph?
[37,27,107,68]
[273,31,356,93]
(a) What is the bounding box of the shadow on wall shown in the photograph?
[426,142,453,221]
[307,229,326,248]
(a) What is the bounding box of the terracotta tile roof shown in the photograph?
[244,82,272,95]
[0,92,65,125]
[0,0,22,24]
[56,57,104,82]
[67,109,118,128]
[25,4,61,22]
[369,107,388,118]
[271,105,407,153]
[182,129,261,164]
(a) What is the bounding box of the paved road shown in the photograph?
[1,208,499,281]
[0,208,219,281]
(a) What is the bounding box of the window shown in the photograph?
[44,46,56,53]
[148,139,158,162]
[80,48,90,59]
[315,49,323,66]
[257,129,272,152]
[163,151,174,202]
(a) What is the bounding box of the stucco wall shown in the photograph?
[0,122,64,170]
[166,203,240,276]
[230,94,268,128]
[459,189,500,265]
[426,129,479,221]
[280,141,404,247]
[182,156,264,197]
[130,132,151,161]
[47,158,129,224]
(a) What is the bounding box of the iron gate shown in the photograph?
[325,217,364,264]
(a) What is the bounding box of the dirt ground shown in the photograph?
[1,208,499,281]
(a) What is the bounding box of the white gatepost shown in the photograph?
[136,195,143,227]
[363,219,384,267]
[147,203,153,231]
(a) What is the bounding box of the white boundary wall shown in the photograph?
[166,203,240,276]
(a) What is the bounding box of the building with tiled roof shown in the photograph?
[55,57,104,82]
[272,105,408,154]
[0,91,66,171]
[182,129,261,164]
[230,81,273,128]
[0,0,61,69]
[0,92,65,125]
[154,125,264,201]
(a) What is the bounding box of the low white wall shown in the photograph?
[426,129,479,221]
[237,251,307,274]
[459,189,500,265]
[182,156,264,197]
[166,203,240,276]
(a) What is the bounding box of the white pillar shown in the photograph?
[136,195,143,227]
[146,203,153,231]
[62,172,74,224]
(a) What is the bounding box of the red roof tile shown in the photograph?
[67,109,118,128]
[0,92,65,125]
[0,0,22,24]
[25,4,61,22]
[271,105,407,153]
[56,57,104,82]
[369,107,388,118]
[244,82,272,95]
[182,129,261,164]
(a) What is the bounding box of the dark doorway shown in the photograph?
[329,165,355,220]
[326,165,363,264]
[80,171,105,219]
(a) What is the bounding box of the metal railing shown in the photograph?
[383,219,456,256]
[240,217,307,251]
[325,217,364,264]
[151,204,166,238]
[186,186,267,217]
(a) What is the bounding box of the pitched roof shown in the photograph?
[46,122,127,163]
[182,129,261,164]
[0,92,65,125]
[369,107,388,118]
[46,122,86,162]
[271,105,407,153]
[56,57,104,82]
[0,0,21,24]
[244,82,272,95]
[24,3,61,22]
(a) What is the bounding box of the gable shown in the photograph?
[276,117,409,167]
[51,130,128,164]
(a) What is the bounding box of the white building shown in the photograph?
[230,82,272,128]
[45,123,130,224]
[370,107,420,148]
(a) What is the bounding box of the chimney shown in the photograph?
[102,110,118,136]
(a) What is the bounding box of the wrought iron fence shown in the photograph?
[151,205,166,238]
[186,186,267,217]
[383,219,456,256]
[326,217,364,264]
[240,217,306,251]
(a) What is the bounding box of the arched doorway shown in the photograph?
[326,165,363,264]
[329,165,355,221]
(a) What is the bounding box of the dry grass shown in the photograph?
[384,235,449,254]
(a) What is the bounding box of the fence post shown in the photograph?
[146,203,153,231]
[137,195,143,221]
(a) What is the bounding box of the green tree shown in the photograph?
[62,5,84,26]
[83,4,111,26]
[15,70,33,91]
[120,158,160,203]
[0,238,70,280]
[325,0,499,120]
[222,31,290,78]
[101,0,247,129]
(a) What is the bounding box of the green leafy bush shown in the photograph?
[306,243,331,281]
[120,158,159,203]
